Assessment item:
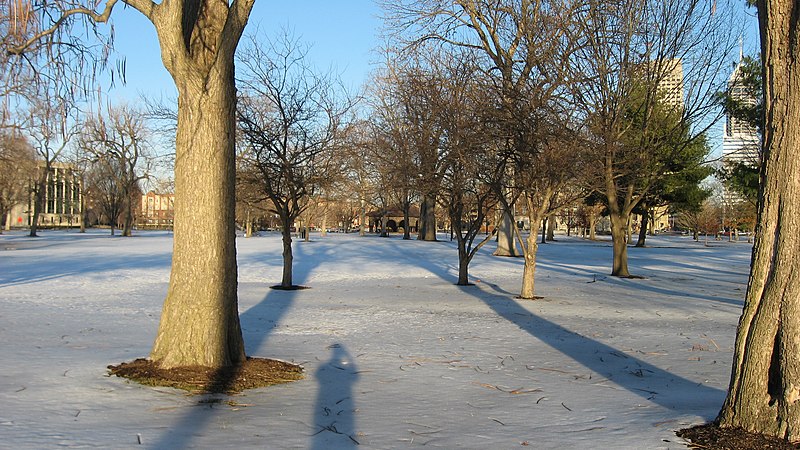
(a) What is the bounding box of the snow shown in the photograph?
[0,229,751,449]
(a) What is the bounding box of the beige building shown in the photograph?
[140,191,175,228]
[7,162,82,228]
[657,58,684,111]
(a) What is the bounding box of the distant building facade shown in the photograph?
[7,162,82,228]
[656,58,684,111]
[722,60,760,166]
[140,191,175,228]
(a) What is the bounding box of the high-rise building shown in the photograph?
[657,58,684,111]
[722,60,760,167]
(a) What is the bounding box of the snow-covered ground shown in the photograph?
[0,229,752,449]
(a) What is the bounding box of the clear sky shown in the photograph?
[105,1,383,103]
[101,0,759,160]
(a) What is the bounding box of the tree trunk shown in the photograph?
[380,212,389,237]
[149,0,253,367]
[541,218,547,244]
[718,1,800,440]
[494,205,520,256]
[546,213,555,241]
[121,196,133,237]
[418,193,437,241]
[636,207,649,247]
[403,202,411,240]
[245,209,253,238]
[280,217,294,288]
[609,212,630,277]
[457,244,470,285]
[79,185,86,233]
[588,214,597,240]
[359,195,366,236]
[29,176,45,237]
[520,220,541,299]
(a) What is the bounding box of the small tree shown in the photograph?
[237,31,352,288]
[78,105,153,236]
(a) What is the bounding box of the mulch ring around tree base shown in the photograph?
[108,357,304,394]
[677,424,800,449]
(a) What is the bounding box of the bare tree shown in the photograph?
[4,0,256,369]
[21,92,80,237]
[236,31,353,288]
[385,0,583,256]
[78,104,153,236]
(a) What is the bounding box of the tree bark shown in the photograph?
[494,204,520,256]
[635,206,649,247]
[718,1,800,440]
[609,212,630,277]
[149,0,254,369]
[519,220,541,299]
[418,193,437,241]
[280,217,294,288]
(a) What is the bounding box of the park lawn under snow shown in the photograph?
[0,229,751,449]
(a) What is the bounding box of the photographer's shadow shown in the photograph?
[311,343,360,449]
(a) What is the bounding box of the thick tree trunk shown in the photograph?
[546,214,555,241]
[121,197,133,237]
[280,219,294,288]
[150,17,249,368]
[495,205,520,256]
[588,214,597,240]
[519,221,541,299]
[718,1,800,440]
[609,212,630,277]
[635,207,649,247]
[455,233,471,285]
[418,194,437,241]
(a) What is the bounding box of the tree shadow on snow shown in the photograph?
[456,283,726,415]
[147,239,332,449]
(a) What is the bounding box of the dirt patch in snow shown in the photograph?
[108,357,304,394]
[677,423,800,449]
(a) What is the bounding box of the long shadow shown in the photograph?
[403,237,727,413]
[148,237,332,449]
[0,234,173,287]
[311,343,360,449]
[458,283,725,413]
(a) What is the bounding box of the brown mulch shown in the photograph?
[108,357,304,394]
[677,424,800,449]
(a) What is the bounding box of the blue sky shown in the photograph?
[102,0,759,159]
[106,1,383,103]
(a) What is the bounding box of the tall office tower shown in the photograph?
[722,60,760,167]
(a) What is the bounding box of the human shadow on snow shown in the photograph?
[148,238,331,449]
[311,343,360,449]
